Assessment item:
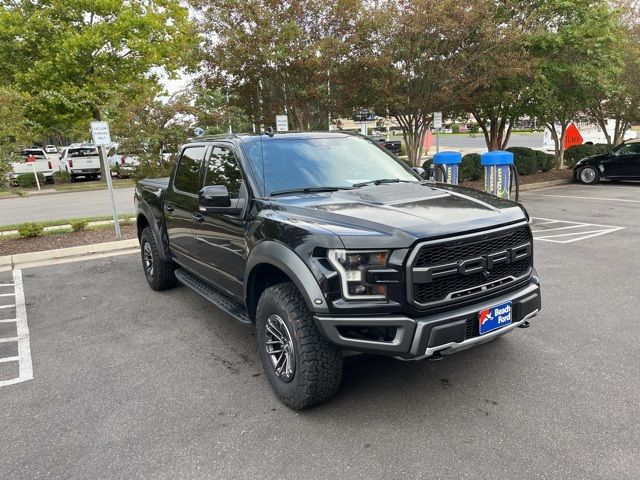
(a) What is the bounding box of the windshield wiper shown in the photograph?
[270,186,352,197]
[352,178,413,188]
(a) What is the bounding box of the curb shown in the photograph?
[0,238,139,271]
[518,179,572,191]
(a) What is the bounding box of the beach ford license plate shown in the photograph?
[479,301,512,335]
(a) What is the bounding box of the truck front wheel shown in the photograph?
[256,282,342,409]
[140,226,177,291]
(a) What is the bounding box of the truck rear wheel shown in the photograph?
[256,282,342,409]
[140,226,177,291]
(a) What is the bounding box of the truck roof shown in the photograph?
[185,131,355,145]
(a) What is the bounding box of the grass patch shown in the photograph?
[54,179,135,192]
[0,214,134,232]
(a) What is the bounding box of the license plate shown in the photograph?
[478,301,512,335]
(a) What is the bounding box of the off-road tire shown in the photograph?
[256,282,342,409]
[140,226,177,291]
[578,166,599,185]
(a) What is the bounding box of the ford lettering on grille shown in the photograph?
[412,243,532,284]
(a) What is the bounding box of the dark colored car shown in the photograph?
[135,132,541,409]
[574,140,640,184]
[369,136,402,155]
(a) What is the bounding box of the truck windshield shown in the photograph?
[244,135,418,196]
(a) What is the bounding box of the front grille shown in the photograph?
[413,227,530,267]
[409,225,532,308]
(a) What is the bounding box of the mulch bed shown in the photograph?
[461,168,573,191]
[0,224,137,256]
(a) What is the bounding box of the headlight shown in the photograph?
[327,249,389,300]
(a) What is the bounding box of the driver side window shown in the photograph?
[205,146,243,198]
[616,144,640,155]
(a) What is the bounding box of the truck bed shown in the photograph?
[138,177,170,190]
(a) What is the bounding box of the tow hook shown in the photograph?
[518,321,530,329]
[428,352,444,361]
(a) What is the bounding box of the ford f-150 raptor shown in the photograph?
[135,132,541,409]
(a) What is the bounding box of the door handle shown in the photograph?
[192,213,204,223]
[165,205,174,213]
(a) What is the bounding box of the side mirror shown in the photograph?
[199,185,230,208]
[412,166,427,179]
[198,185,245,215]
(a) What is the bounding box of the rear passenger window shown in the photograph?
[174,146,206,194]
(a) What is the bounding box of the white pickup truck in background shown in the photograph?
[59,143,124,180]
[10,148,54,185]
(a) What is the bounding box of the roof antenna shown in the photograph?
[265,126,275,138]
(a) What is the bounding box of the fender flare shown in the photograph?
[244,241,329,314]
[136,204,170,261]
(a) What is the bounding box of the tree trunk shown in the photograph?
[547,121,568,170]
[499,120,514,150]
[394,113,426,167]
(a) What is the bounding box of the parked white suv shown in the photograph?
[45,145,57,154]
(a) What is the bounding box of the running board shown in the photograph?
[174,269,251,324]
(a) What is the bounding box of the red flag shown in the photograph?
[423,130,433,150]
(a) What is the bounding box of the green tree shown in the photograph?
[588,20,640,146]
[0,87,36,186]
[527,0,623,168]
[462,1,536,151]
[112,89,196,178]
[356,0,503,165]
[0,0,197,177]
[191,86,253,135]
[195,0,363,131]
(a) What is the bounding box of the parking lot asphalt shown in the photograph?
[0,187,135,226]
[1,182,639,479]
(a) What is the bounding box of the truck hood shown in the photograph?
[269,182,528,249]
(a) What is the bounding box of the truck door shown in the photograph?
[191,144,248,300]
[605,143,640,179]
[164,145,208,266]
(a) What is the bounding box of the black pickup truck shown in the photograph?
[135,132,541,409]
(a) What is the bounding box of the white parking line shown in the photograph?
[530,217,625,244]
[0,269,33,388]
[524,193,640,204]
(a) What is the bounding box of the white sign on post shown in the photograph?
[276,115,289,132]
[433,112,443,129]
[89,120,120,238]
[90,121,112,145]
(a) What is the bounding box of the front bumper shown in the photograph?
[70,168,100,175]
[314,280,541,360]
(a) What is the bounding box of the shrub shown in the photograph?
[70,220,88,231]
[535,151,556,172]
[506,147,539,175]
[18,223,44,238]
[451,124,460,134]
[16,172,46,188]
[564,144,610,168]
[53,170,70,184]
[459,153,483,181]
